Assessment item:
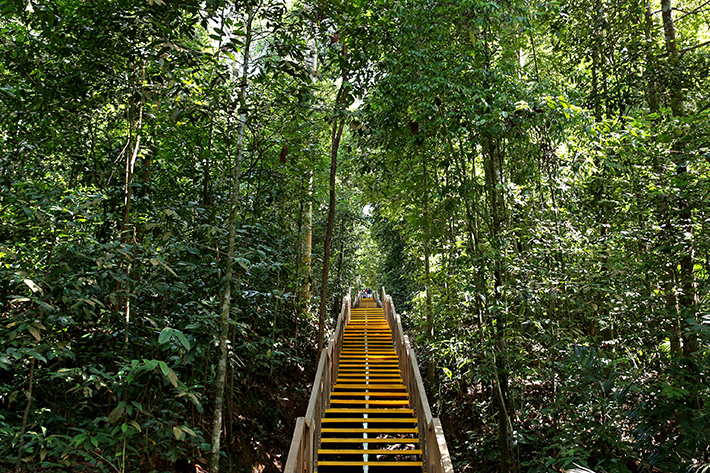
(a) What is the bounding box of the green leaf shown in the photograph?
[174,330,190,350]
[74,433,87,446]
[173,426,184,440]
[108,402,126,423]
[158,259,177,276]
[29,326,41,341]
[236,257,250,270]
[23,278,42,294]
[179,425,196,437]
[159,361,179,387]
[159,327,173,344]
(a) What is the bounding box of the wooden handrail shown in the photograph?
[373,289,382,307]
[382,287,455,473]
[284,289,351,473]
[354,288,363,308]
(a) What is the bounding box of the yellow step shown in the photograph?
[337,380,404,385]
[333,384,406,389]
[317,461,423,467]
[336,379,404,383]
[325,408,414,414]
[330,386,409,398]
[322,418,417,424]
[321,428,418,434]
[338,365,399,373]
[319,449,422,455]
[320,438,419,444]
[329,399,410,406]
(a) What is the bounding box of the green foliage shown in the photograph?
[1,0,710,471]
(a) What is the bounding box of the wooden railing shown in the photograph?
[382,287,455,473]
[354,288,363,308]
[283,290,351,473]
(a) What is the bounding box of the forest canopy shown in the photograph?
[1,0,709,472]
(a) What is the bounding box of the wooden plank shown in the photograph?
[283,417,305,473]
[408,347,433,424]
[433,417,455,473]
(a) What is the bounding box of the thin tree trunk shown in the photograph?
[644,0,660,113]
[484,136,513,473]
[333,216,346,317]
[661,0,697,357]
[14,358,35,473]
[121,66,144,352]
[423,157,435,386]
[318,81,346,349]
[298,33,319,322]
[591,33,601,121]
[203,117,214,208]
[209,7,253,473]
[300,178,313,317]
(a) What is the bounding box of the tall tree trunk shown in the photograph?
[661,0,698,357]
[644,0,660,113]
[299,177,313,318]
[318,80,347,349]
[423,156,435,386]
[203,117,214,208]
[14,358,35,473]
[298,32,319,322]
[121,65,144,352]
[484,137,513,473]
[333,215,346,317]
[591,28,602,121]
[209,7,253,473]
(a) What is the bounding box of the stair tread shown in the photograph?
[319,449,422,455]
[317,461,423,466]
[307,298,432,469]
[326,408,414,413]
[322,418,417,423]
[321,428,418,433]
[320,438,419,443]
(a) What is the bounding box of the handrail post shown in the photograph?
[381,287,454,473]
[284,291,351,473]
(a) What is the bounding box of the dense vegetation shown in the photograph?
[1,0,709,472]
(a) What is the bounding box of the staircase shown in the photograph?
[317,297,423,472]
[284,289,453,473]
